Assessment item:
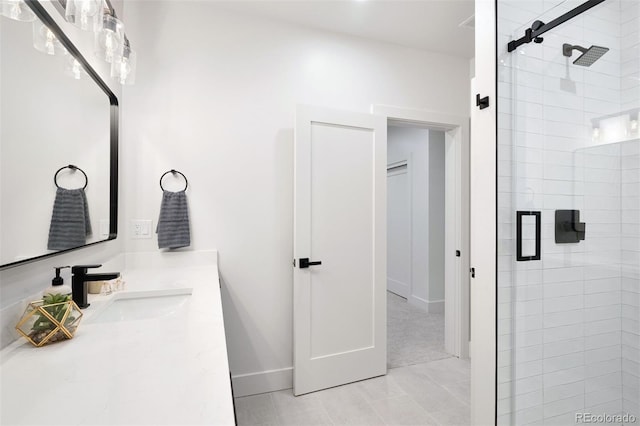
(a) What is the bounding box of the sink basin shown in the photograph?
[89,288,193,323]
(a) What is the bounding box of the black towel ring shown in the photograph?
[54,164,88,189]
[160,169,188,191]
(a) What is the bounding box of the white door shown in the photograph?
[293,105,387,396]
[386,161,411,298]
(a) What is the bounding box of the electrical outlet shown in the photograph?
[131,220,152,239]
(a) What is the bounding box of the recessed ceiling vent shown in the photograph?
[459,14,475,29]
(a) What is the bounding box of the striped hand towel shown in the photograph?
[156,190,191,249]
[47,188,92,250]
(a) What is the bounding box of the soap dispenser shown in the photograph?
[43,266,72,300]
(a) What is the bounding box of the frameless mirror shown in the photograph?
[0,1,118,268]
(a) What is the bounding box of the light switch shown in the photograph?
[131,220,153,239]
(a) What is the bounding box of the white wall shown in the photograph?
[428,130,446,303]
[387,126,445,312]
[388,126,430,306]
[121,1,471,394]
[0,1,125,349]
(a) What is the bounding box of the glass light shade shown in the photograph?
[65,0,100,31]
[32,20,65,55]
[1,0,35,21]
[111,43,136,85]
[94,14,124,63]
[65,55,87,80]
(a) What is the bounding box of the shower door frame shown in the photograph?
[473,0,626,425]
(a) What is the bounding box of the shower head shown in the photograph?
[562,43,609,66]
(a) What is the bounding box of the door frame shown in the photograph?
[372,105,470,359]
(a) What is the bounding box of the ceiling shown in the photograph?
[212,0,475,58]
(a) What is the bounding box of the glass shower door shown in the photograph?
[497,0,639,424]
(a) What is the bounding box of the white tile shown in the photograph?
[586,332,622,351]
[544,352,584,374]
[370,396,437,426]
[543,394,584,418]
[586,358,622,378]
[585,346,622,365]
[544,366,585,388]
[544,381,584,404]
[544,296,584,314]
[544,338,585,358]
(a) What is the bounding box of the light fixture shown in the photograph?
[65,55,86,80]
[65,0,100,31]
[591,127,600,141]
[32,20,64,55]
[111,40,136,85]
[1,0,35,21]
[94,13,124,63]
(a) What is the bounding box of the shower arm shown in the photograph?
[562,44,587,57]
[507,0,605,52]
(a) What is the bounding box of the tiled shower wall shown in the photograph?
[620,0,640,418]
[497,0,639,424]
[621,140,639,420]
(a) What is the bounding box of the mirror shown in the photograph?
[0,1,118,268]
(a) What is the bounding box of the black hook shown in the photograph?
[159,169,188,192]
[54,164,88,189]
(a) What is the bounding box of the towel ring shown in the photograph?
[54,165,88,189]
[160,169,188,192]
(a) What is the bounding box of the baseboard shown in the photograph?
[231,367,293,397]
[409,295,444,313]
[387,278,409,298]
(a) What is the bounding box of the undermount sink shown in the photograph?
[89,288,193,323]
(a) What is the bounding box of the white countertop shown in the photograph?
[0,255,235,426]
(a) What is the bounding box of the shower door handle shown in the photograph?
[299,258,322,269]
[516,211,541,261]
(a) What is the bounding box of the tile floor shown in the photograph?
[387,292,450,368]
[234,292,470,426]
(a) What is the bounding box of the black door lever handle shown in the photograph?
[299,258,322,269]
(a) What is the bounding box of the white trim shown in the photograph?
[372,104,470,360]
[408,295,445,313]
[470,1,497,424]
[231,367,293,397]
[387,278,410,298]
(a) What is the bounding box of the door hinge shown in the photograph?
[470,267,476,278]
[456,250,461,257]
[476,94,489,110]
[293,259,296,267]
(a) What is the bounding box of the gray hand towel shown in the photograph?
[47,188,92,250]
[156,190,191,249]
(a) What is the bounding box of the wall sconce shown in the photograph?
[32,20,65,55]
[94,13,124,63]
[111,40,136,85]
[1,0,35,21]
[65,0,100,31]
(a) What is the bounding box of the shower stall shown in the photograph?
[496,0,639,424]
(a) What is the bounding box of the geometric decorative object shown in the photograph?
[15,296,83,347]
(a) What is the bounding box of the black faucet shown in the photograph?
[71,264,120,309]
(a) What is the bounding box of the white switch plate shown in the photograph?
[131,220,153,239]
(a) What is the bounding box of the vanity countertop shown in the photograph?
[0,257,235,425]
